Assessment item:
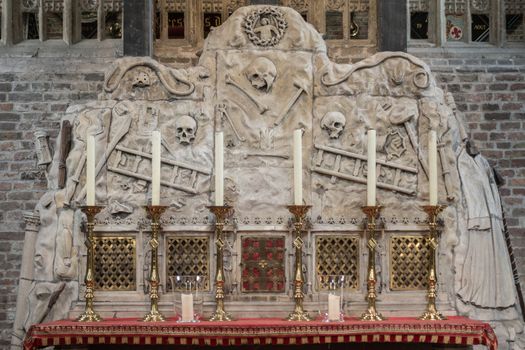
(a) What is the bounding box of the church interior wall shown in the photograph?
[0,5,524,347]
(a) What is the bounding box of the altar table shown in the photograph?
[23,316,497,350]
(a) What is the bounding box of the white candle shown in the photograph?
[293,129,303,205]
[181,293,194,322]
[86,134,96,206]
[328,293,341,321]
[428,130,438,205]
[151,130,161,206]
[367,130,376,206]
[215,132,224,206]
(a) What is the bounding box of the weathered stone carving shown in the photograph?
[244,57,277,92]
[320,111,346,139]
[12,5,524,349]
[34,130,53,166]
[175,115,197,145]
[103,57,200,100]
[225,73,269,113]
[243,7,287,47]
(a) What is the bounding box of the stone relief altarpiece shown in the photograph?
[12,5,524,349]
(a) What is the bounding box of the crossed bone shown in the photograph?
[225,74,269,114]
[216,103,246,142]
[273,82,307,126]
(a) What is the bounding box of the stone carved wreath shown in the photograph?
[243,7,287,47]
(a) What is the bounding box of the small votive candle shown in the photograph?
[328,293,341,321]
[181,293,194,322]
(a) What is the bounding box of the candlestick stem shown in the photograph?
[419,205,447,320]
[77,206,104,322]
[143,205,168,322]
[286,205,312,321]
[360,205,385,321]
[208,205,234,321]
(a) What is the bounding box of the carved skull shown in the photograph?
[132,71,151,88]
[321,111,346,139]
[245,57,277,92]
[175,115,197,145]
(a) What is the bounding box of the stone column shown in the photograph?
[10,212,40,350]
[2,0,23,45]
[123,0,154,56]
[64,0,81,45]
[378,0,407,52]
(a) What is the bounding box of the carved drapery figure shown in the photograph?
[457,146,516,309]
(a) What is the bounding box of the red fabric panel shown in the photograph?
[24,316,497,350]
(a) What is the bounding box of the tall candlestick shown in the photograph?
[293,129,303,205]
[151,131,161,206]
[367,130,376,206]
[86,134,96,206]
[215,132,224,206]
[428,130,438,205]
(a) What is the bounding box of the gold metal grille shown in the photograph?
[390,235,430,290]
[94,236,136,291]
[315,236,359,290]
[166,236,210,292]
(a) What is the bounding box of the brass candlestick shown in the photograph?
[286,205,312,321]
[419,205,447,321]
[208,205,234,321]
[77,205,104,322]
[143,205,168,322]
[360,205,385,321]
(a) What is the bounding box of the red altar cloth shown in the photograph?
[23,316,497,350]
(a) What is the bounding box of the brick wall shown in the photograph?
[0,57,110,348]
[0,50,524,348]
[415,51,525,295]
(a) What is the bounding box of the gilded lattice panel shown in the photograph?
[315,236,359,290]
[166,236,210,292]
[93,236,136,291]
[389,235,430,290]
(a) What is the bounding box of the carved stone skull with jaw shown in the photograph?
[175,115,197,145]
[132,71,151,88]
[245,57,277,92]
[321,111,346,139]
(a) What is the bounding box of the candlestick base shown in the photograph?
[285,205,311,322]
[143,310,166,323]
[419,308,446,321]
[77,206,104,323]
[360,205,386,322]
[419,205,447,321]
[77,308,103,323]
[207,205,234,322]
[360,309,385,322]
[143,205,168,323]
[286,310,313,322]
[209,308,233,322]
